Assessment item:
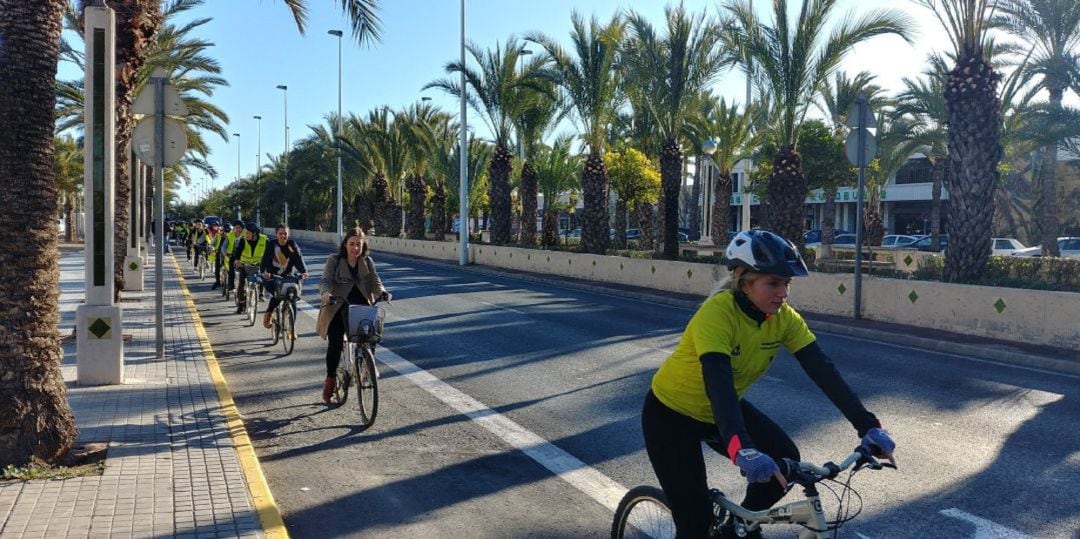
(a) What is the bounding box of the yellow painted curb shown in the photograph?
[171,256,290,539]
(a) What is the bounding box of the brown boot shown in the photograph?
[263,310,273,329]
[322,377,335,404]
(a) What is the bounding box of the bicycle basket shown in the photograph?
[346,304,384,343]
[276,276,301,299]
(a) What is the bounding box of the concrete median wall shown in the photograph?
[285,231,1080,349]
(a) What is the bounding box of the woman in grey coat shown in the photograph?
[316,227,391,403]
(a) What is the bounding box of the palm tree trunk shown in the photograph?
[541,206,559,248]
[430,178,447,241]
[930,158,944,250]
[822,185,838,245]
[689,155,702,242]
[765,145,809,250]
[520,161,538,246]
[614,197,628,249]
[107,0,162,297]
[711,173,733,243]
[64,195,77,243]
[405,175,426,239]
[636,201,655,251]
[0,0,79,467]
[661,138,683,259]
[944,54,1002,282]
[489,143,513,245]
[1038,85,1065,257]
[372,173,396,236]
[581,151,610,254]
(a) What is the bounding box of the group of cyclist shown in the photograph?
[174,222,892,538]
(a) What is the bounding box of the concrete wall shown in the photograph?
[285,231,1080,349]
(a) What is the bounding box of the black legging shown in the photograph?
[642,390,799,538]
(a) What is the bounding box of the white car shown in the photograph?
[991,238,1026,256]
[1010,237,1080,258]
[881,234,921,248]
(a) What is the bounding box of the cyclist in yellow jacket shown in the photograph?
[230,222,268,314]
[643,230,896,539]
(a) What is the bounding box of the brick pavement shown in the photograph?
[0,247,265,539]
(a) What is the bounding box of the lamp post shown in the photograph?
[740,0,755,232]
[328,29,344,241]
[253,115,262,226]
[232,133,240,193]
[276,84,289,225]
[459,0,469,265]
[701,139,717,245]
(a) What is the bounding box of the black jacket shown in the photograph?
[259,238,307,276]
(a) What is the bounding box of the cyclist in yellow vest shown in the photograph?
[205,221,225,289]
[220,220,243,292]
[230,222,268,314]
[643,230,896,539]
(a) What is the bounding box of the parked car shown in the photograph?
[805,233,857,249]
[803,229,851,245]
[1010,237,1080,258]
[991,237,1026,256]
[901,234,949,252]
[880,234,921,248]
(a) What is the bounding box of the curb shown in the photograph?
[172,256,291,538]
[382,252,1079,377]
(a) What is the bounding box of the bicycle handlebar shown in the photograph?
[779,445,896,483]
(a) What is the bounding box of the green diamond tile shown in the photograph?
[88,317,111,339]
[903,254,914,266]
[568,259,572,266]
[546,256,550,262]
[128,262,139,271]
[908,290,919,304]
[592,260,596,267]
[509,252,513,259]
[687,268,694,279]
[620,262,624,271]
[527,254,531,260]
[837,283,847,295]
[993,298,1007,314]
[651,265,656,275]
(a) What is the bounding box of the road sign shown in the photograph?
[132,82,188,117]
[132,116,187,167]
[844,98,877,129]
[844,129,877,168]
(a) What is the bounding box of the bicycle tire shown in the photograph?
[198,259,205,279]
[270,305,281,346]
[246,282,258,327]
[612,486,675,539]
[282,302,296,355]
[354,345,378,429]
[331,344,351,408]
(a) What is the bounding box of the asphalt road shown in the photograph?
[182,239,1080,539]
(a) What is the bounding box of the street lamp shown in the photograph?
[458,0,469,265]
[253,115,262,226]
[276,84,289,225]
[232,132,240,193]
[701,139,717,245]
[328,29,344,241]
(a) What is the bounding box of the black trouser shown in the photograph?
[212,253,224,285]
[194,243,206,268]
[235,265,253,306]
[264,278,282,314]
[325,311,347,378]
[642,390,799,538]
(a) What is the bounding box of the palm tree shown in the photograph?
[817,70,884,246]
[534,136,583,247]
[894,56,950,250]
[512,60,562,246]
[425,40,532,245]
[623,5,728,259]
[916,0,1004,281]
[688,98,762,243]
[528,13,626,254]
[724,0,912,248]
[997,0,1080,256]
[412,108,460,240]
[0,0,79,468]
[54,135,84,242]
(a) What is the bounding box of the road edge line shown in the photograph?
[172,256,290,539]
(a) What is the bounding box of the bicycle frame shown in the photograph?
[717,491,827,539]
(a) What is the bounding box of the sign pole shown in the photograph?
[853,95,868,320]
[153,74,166,357]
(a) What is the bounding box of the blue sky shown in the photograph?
[62,1,955,203]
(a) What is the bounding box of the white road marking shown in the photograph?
[298,297,629,512]
[939,508,1032,539]
[472,298,529,316]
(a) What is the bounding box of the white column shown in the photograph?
[124,148,145,291]
[77,2,124,385]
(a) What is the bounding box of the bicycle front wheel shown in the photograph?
[198,259,205,279]
[331,343,351,408]
[246,283,258,327]
[354,345,379,429]
[281,303,295,355]
[270,305,281,346]
[612,486,675,539]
